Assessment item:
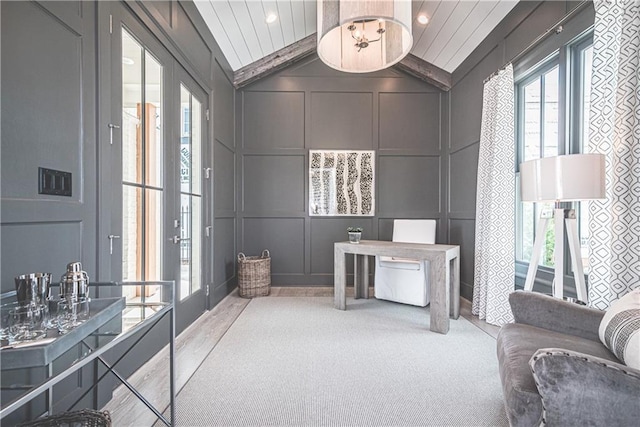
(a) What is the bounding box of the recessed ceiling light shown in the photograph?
[122,57,135,65]
[417,14,429,25]
[265,13,277,24]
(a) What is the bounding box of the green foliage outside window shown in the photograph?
[544,226,555,267]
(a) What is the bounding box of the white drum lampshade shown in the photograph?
[317,0,413,73]
[520,154,606,202]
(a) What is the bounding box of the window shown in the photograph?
[517,62,560,266]
[515,34,593,284]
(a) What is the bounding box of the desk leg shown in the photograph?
[354,255,369,299]
[354,255,362,299]
[430,254,450,334]
[363,256,369,299]
[334,247,346,310]
[450,255,460,320]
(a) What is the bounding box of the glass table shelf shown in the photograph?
[0,281,175,426]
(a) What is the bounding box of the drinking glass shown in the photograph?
[9,304,47,344]
[57,299,90,333]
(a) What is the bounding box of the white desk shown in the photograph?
[334,240,460,334]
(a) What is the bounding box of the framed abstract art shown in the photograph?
[309,150,375,216]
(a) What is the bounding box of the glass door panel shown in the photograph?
[122,31,143,185]
[121,27,164,312]
[145,52,163,187]
[178,84,203,301]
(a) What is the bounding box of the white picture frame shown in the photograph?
[309,150,375,216]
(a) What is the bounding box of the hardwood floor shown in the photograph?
[104,287,501,426]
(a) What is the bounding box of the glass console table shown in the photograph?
[0,281,175,426]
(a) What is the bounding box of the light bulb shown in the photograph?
[417,15,429,25]
[265,13,277,24]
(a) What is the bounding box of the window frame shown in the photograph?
[514,31,594,294]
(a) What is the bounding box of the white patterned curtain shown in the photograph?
[472,65,515,326]
[587,0,640,310]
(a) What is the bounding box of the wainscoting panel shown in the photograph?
[214,61,235,149]
[242,155,305,214]
[37,0,83,32]
[379,92,441,152]
[450,47,502,152]
[174,2,212,82]
[377,156,441,216]
[142,0,173,29]
[242,91,305,149]
[214,217,236,288]
[242,218,305,274]
[310,217,375,274]
[1,1,83,202]
[504,1,566,61]
[1,222,83,281]
[0,0,97,293]
[449,143,480,215]
[448,218,476,300]
[214,140,235,213]
[309,92,374,149]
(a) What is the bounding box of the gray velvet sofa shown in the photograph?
[497,291,640,426]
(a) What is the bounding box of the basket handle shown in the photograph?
[237,252,246,261]
[261,249,270,258]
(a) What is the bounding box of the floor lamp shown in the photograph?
[520,154,605,302]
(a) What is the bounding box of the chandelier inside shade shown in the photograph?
[317,0,413,73]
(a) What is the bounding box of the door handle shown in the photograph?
[108,123,120,145]
[108,234,121,255]
[170,236,181,244]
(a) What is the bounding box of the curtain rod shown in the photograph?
[483,0,592,84]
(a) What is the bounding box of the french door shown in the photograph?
[172,68,210,330]
[103,5,209,334]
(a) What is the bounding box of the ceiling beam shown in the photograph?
[395,54,452,91]
[233,34,317,89]
[233,35,452,92]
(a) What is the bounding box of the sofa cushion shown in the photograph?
[599,288,640,370]
[497,323,621,427]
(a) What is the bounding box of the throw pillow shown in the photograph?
[598,288,640,370]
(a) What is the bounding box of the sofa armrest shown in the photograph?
[530,348,640,426]
[509,291,604,342]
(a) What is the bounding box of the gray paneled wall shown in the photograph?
[447,0,594,300]
[1,0,97,293]
[1,0,236,418]
[213,58,238,302]
[237,57,446,286]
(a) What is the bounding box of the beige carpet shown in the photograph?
[169,297,507,426]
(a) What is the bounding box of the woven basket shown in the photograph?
[18,409,112,427]
[237,250,271,298]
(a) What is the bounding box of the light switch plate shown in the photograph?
[38,167,72,197]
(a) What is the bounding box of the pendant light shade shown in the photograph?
[317,0,413,73]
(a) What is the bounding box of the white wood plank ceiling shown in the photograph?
[194,0,519,73]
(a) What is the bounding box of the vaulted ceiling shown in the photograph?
[194,0,519,80]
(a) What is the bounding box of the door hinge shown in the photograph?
[109,14,113,34]
[205,109,210,121]
[206,285,210,297]
[205,225,212,237]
